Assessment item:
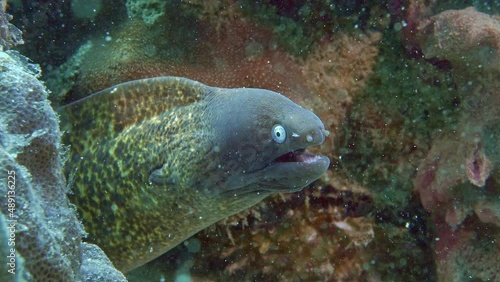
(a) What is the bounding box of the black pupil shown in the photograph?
[276,132,281,137]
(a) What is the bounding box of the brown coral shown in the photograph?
[414,7,499,227]
[412,6,500,281]
[417,7,500,72]
[414,125,495,226]
[190,181,375,281]
[298,31,381,161]
[180,0,242,35]
[433,218,500,282]
[72,17,310,104]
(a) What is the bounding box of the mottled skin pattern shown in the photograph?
[58,77,329,272]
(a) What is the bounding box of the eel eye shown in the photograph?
[272,124,286,143]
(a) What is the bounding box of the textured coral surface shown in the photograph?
[1,8,126,280]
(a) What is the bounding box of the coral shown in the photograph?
[337,32,460,210]
[80,243,128,282]
[133,180,376,281]
[412,6,499,281]
[180,0,242,35]
[417,7,500,73]
[0,50,78,280]
[433,218,500,281]
[414,7,499,227]
[240,1,381,56]
[0,2,22,50]
[300,31,381,141]
[125,0,166,25]
[414,121,498,226]
[68,15,311,104]
[44,41,93,105]
[0,49,126,281]
[401,0,434,53]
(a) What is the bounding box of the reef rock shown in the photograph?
[415,6,499,228]
[417,7,500,73]
[0,2,23,50]
[0,49,126,281]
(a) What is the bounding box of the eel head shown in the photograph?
[207,87,330,195]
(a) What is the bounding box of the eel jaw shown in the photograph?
[273,149,317,163]
[255,147,330,192]
[269,148,329,173]
[220,129,330,195]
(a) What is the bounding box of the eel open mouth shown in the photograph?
[274,149,322,164]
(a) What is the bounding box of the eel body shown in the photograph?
[58,76,330,272]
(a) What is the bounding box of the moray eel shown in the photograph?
[58,76,330,272]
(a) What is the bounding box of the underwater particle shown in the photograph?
[71,0,102,20]
[394,22,403,31]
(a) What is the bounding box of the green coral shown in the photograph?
[125,0,166,25]
[337,30,461,210]
[240,2,312,56]
[240,0,370,56]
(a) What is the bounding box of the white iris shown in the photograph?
[272,124,286,143]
